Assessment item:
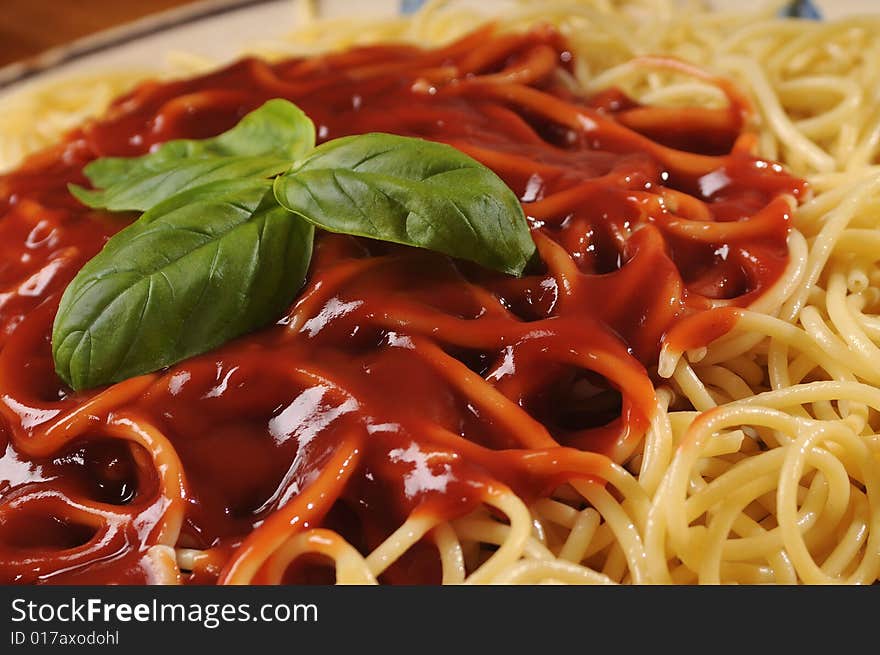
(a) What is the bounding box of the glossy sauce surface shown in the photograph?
[0,27,805,584]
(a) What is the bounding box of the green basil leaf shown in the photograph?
[69,156,292,212]
[70,99,316,211]
[272,133,535,276]
[88,98,315,185]
[52,179,314,390]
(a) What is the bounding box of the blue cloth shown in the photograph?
[782,0,822,19]
[400,0,427,15]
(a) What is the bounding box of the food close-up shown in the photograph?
[0,0,879,586]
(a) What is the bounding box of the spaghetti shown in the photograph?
[0,0,879,585]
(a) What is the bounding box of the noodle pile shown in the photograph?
[1,0,879,584]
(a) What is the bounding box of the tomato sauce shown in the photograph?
[0,26,805,584]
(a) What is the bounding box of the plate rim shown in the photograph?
[0,0,285,91]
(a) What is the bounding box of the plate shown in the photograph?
[1,0,878,101]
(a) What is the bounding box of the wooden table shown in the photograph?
[0,0,204,67]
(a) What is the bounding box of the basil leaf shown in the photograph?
[70,99,315,211]
[272,133,535,276]
[88,98,315,184]
[69,156,292,212]
[52,179,314,390]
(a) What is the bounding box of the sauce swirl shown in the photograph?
[0,26,804,584]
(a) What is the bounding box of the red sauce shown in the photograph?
[0,25,805,584]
